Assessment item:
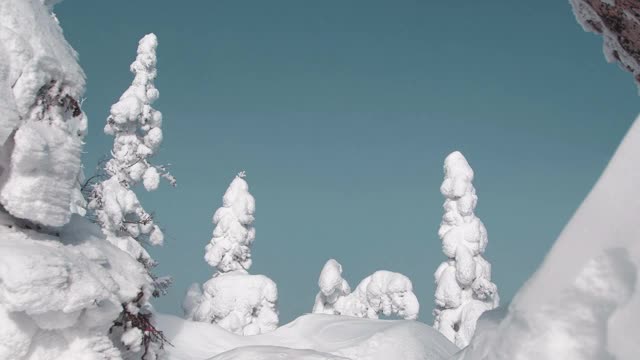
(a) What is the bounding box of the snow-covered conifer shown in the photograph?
[313,259,351,315]
[204,171,255,272]
[433,151,499,348]
[312,259,419,320]
[188,172,279,335]
[87,33,174,359]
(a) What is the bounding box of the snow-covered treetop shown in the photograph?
[205,172,256,272]
[104,33,173,191]
[313,259,351,315]
[346,271,420,320]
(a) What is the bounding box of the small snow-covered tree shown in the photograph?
[187,172,279,335]
[313,259,351,315]
[87,33,174,359]
[312,259,419,320]
[204,170,255,272]
[433,151,499,348]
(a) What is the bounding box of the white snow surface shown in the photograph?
[157,313,458,360]
[189,270,279,336]
[433,151,499,348]
[456,115,640,359]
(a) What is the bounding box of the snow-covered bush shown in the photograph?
[312,259,419,320]
[313,259,351,315]
[193,271,279,336]
[84,33,175,359]
[433,151,499,348]
[187,172,279,335]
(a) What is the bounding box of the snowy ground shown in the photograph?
[157,313,459,360]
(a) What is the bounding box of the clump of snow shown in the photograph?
[204,171,256,272]
[433,151,499,348]
[0,214,150,359]
[312,259,420,320]
[187,173,279,335]
[0,0,87,227]
[191,271,279,336]
[158,312,458,360]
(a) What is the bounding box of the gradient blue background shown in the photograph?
[56,0,639,324]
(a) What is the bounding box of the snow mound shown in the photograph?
[457,115,640,359]
[209,346,349,360]
[157,313,458,360]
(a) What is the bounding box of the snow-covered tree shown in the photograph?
[204,171,255,272]
[312,259,420,320]
[187,172,279,335]
[87,33,174,359]
[313,259,351,315]
[433,151,499,348]
[0,1,164,359]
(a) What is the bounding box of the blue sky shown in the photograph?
[56,0,639,323]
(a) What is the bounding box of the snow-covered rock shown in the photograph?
[570,0,640,89]
[157,313,459,360]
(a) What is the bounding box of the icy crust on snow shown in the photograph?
[157,313,459,360]
[190,271,279,336]
[312,259,420,320]
[0,215,149,359]
[433,151,499,348]
[205,172,256,272]
[457,115,640,360]
[0,0,87,227]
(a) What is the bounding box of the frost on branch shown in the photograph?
[312,259,420,320]
[187,173,279,335]
[570,0,640,89]
[433,151,499,348]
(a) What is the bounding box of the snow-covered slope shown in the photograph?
[455,115,640,359]
[157,313,458,360]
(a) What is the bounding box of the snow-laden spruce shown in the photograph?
[312,259,419,320]
[433,151,499,348]
[204,171,255,272]
[186,172,279,335]
[0,1,158,359]
[87,33,175,359]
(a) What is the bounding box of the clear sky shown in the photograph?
[56,0,639,324]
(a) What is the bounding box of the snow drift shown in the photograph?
[157,313,458,360]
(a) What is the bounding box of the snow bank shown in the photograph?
[457,115,640,359]
[157,313,458,360]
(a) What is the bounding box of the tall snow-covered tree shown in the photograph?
[88,33,174,359]
[187,172,279,335]
[312,259,420,320]
[433,151,499,348]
